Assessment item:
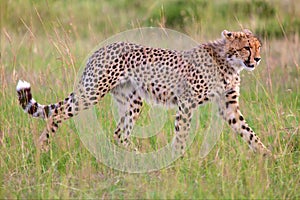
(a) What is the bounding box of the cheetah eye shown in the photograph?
[244,46,250,51]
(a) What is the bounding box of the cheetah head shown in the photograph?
[222,29,262,71]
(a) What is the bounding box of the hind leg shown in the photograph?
[38,92,77,151]
[121,94,143,148]
[112,86,143,148]
[112,91,130,143]
[38,74,114,150]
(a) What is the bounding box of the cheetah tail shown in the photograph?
[16,80,56,119]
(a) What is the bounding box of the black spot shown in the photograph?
[228,119,232,125]
[239,115,244,121]
[241,125,246,129]
[250,134,253,141]
[191,103,196,109]
[134,108,140,113]
[44,106,50,117]
[232,118,236,124]
[228,100,237,105]
[227,90,235,95]
[28,102,38,115]
[68,107,72,112]
[90,97,97,101]
[184,107,189,114]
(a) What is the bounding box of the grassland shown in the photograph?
[0,0,299,199]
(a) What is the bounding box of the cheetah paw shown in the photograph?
[38,132,50,152]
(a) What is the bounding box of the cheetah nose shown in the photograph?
[254,57,261,62]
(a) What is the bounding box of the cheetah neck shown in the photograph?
[205,39,243,73]
[207,38,227,56]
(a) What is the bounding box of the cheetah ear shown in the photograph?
[222,30,234,40]
[242,29,253,37]
[242,29,252,35]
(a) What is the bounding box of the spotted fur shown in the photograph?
[17,29,271,156]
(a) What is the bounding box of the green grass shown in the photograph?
[1,0,299,199]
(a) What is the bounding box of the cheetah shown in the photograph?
[17,29,271,156]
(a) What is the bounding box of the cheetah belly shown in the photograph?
[126,64,186,108]
[118,78,176,108]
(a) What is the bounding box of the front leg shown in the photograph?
[218,89,271,156]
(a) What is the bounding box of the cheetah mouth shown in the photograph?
[243,61,255,70]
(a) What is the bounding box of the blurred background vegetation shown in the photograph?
[1,0,300,38]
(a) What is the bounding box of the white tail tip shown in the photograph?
[16,80,31,91]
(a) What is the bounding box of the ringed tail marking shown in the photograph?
[16,80,51,119]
